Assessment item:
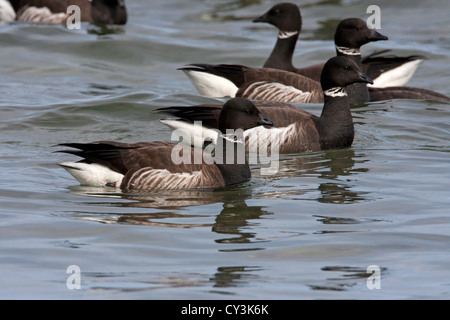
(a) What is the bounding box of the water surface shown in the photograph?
[0,0,449,300]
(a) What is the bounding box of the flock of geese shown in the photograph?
[1,1,448,191]
[0,0,127,25]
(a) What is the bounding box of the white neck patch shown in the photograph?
[335,46,361,56]
[278,30,299,39]
[324,87,347,97]
[221,133,245,144]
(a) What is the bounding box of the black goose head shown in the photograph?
[334,18,388,49]
[253,2,301,33]
[218,98,274,134]
[320,56,373,91]
[92,0,127,24]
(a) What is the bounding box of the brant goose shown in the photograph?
[180,18,448,104]
[57,98,274,190]
[333,19,450,103]
[333,18,388,103]
[163,56,374,154]
[254,2,423,88]
[9,0,127,25]
[179,63,324,103]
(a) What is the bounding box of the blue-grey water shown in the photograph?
[1,0,449,300]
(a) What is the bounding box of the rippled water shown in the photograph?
[1,0,449,300]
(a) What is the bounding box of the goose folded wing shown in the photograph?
[237,68,323,103]
[158,100,315,129]
[362,51,424,81]
[58,141,207,174]
[369,86,450,102]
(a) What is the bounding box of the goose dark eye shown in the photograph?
[270,9,280,15]
[243,109,252,114]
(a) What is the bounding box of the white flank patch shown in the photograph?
[160,119,219,149]
[369,59,423,88]
[17,6,68,24]
[324,87,347,97]
[181,69,238,98]
[244,124,296,175]
[278,30,299,39]
[335,46,361,56]
[245,123,296,155]
[243,81,313,103]
[221,133,244,144]
[0,0,16,24]
[60,162,124,187]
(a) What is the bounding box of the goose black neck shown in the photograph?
[214,134,251,186]
[335,50,370,104]
[263,33,298,72]
[316,94,354,150]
